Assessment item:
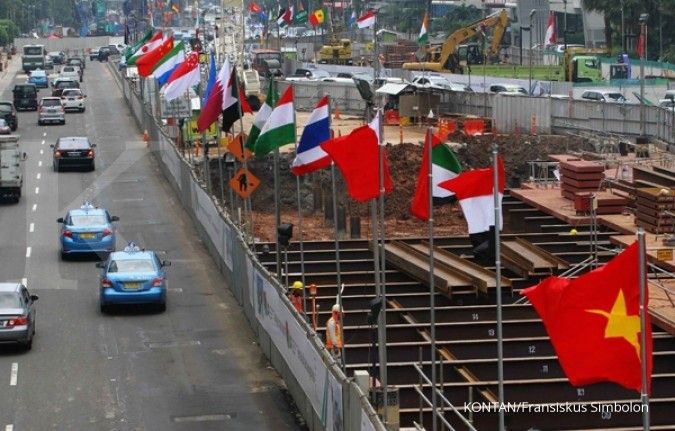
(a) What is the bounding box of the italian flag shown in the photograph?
[438,157,505,234]
[410,132,462,221]
[254,86,296,156]
[245,80,278,153]
[418,12,429,45]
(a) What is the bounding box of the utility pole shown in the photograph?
[563,0,567,50]
[620,0,625,53]
[639,13,648,137]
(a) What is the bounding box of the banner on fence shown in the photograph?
[253,268,332,421]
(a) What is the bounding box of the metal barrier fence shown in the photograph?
[109,63,385,431]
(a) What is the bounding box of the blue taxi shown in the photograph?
[57,202,119,259]
[97,243,171,313]
[28,69,49,88]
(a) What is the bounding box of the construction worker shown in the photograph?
[325,304,343,359]
[289,281,304,313]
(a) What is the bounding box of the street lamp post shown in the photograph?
[563,0,567,50]
[620,0,625,53]
[639,13,648,137]
[528,9,536,95]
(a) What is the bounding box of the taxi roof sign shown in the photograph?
[124,242,142,252]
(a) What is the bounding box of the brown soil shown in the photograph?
[209,130,592,242]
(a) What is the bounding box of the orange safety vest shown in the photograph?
[290,294,303,313]
[325,316,343,349]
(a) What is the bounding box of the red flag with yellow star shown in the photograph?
[522,242,652,394]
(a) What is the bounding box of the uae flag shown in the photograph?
[254,86,296,156]
[439,157,504,235]
[221,66,244,133]
[245,80,278,153]
[523,242,652,394]
[410,131,462,221]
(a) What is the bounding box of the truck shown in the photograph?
[21,45,46,73]
[0,135,24,203]
[238,67,262,111]
[317,39,353,65]
[251,49,284,78]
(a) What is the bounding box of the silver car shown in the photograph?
[0,283,38,350]
[38,97,66,125]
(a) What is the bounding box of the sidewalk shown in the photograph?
[0,54,21,93]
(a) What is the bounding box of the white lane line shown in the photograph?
[6,424,14,431]
[39,149,43,155]
[10,363,17,386]
[21,278,27,287]
[41,139,45,145]
[32,204,37,212]
[35,187,39,195]
[26,247,31,258]
[29,223,34,232]
[43,132,46,137]
[38,160,42,167]
[36,173,41,180]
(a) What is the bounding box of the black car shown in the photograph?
[51,137,96,172]
[52,79,80,98]
[0,101,18,131]
[48,51,65,65]
[12,84,38,111]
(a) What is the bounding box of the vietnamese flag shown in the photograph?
[522,242,653,394]
[320,114,393,202]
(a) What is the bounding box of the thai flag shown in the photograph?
[292,96,331,176]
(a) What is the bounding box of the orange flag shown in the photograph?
[522,242,652,394]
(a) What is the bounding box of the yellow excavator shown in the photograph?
[403,9,509,73]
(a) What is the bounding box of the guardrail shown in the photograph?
[109,62,385,431]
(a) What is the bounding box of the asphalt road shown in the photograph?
[0,60,301,430]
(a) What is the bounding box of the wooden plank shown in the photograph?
[560,160,604,173]
[636,187,675,202]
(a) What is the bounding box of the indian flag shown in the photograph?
[245,80,278,153]
[438,157,505,234]
[418,12,429,45]
[410,132,462,221]
[254,86,296,157]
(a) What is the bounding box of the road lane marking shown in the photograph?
[29,223,34,232]
[35,187,39,195]
[39,149,43,155]
[36,173,41,180]
[26,247,31,258]
[43,132,46,137]
[10,363,17,386]
[6,424,13,431]
[32,204,37,212]
[38,160,42,167]
[21,278,27,287]
[41,140,45,145]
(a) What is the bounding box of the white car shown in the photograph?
[580,90,628,103]
[490,83,529,95]
[59,65,80,81]
[61,88,86,112]
[411,75,457,91]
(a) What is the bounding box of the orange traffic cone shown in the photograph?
[333,105,341,120]
[143,130,149,145]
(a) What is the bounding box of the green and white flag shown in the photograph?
[418,12,429,45]
[245,80,278,153]
[124,28,154,62]
[431,141,462,203]
[254,86,296,157]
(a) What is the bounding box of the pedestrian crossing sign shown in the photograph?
[229,168,260,199]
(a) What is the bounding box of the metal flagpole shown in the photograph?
[232,59,253,244]
[425,127,437,431]
[337,282,346,373]
[637,228,650,431]
[274,147,282,279]
[493,142,505,431]
[291,90,306,315]
[328,99,342,324]
[376,108,388,425]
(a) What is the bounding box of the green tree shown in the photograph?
[0,27,8,47]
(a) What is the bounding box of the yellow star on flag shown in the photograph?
[586,289,641,360]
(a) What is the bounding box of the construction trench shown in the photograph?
[254,192,675,430]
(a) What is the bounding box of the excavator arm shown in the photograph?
[403,9,509,72]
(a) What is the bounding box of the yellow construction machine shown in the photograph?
[318,39,354,65]
[403,9,509,73]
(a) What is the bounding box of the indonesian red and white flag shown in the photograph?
[162,52,200,102]
[545,12,557,46]
[439,158,505,234]
[357,10,376,29]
